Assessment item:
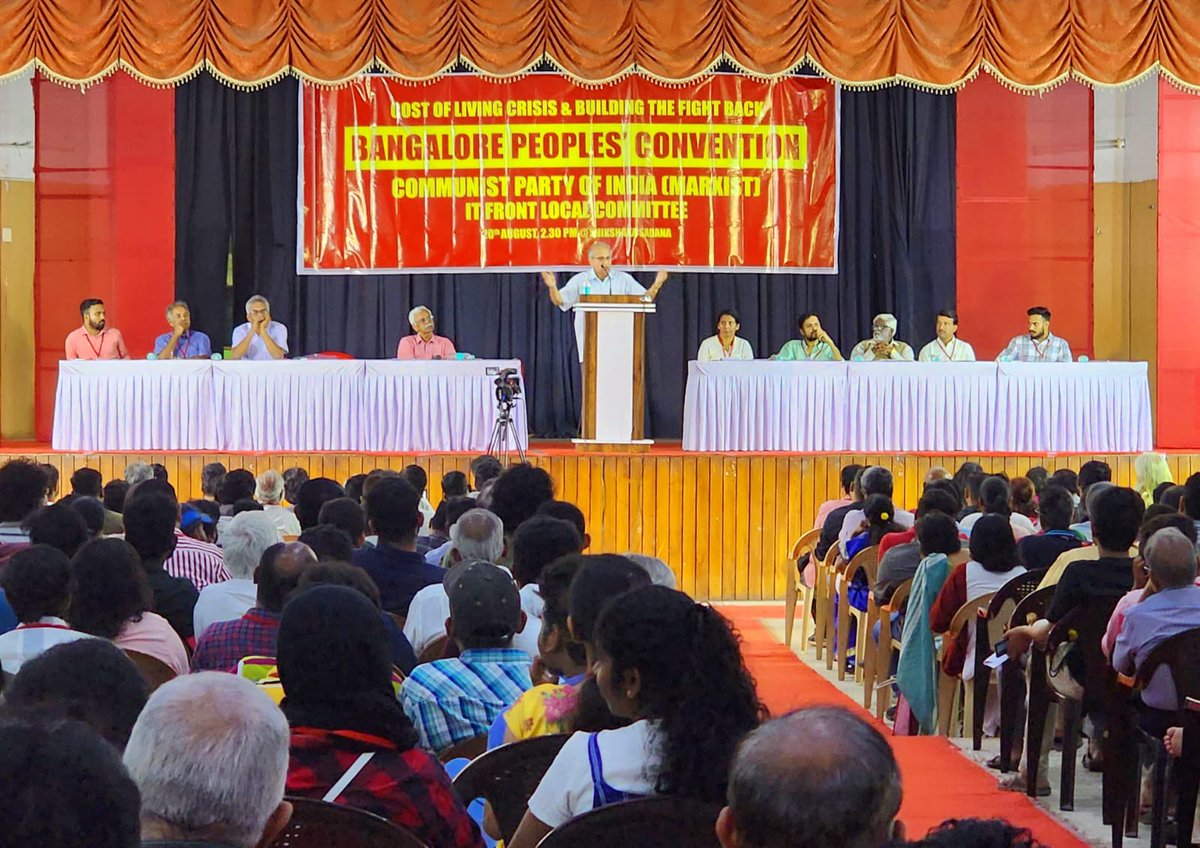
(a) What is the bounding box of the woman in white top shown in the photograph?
[697,309,754,361]
[509,586,764,848]
[67,538,190,676]
[958,476,1035,540]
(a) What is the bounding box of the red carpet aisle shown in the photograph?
[718,605,1091,848]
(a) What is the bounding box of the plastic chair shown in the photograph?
[873,577,912,721]
[997,585,1055,773]
[270,797,429,848]
[451,734,571,843]
[935,593,995,738]
[437,733,487,764]
[123,649,177,692]
[971,568,1047,750]
[782,527,821,649]
[538,796,723,848]
[812,543,840,666]
[834,546,877,683]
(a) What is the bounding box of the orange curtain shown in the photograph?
[3,0,1200,90]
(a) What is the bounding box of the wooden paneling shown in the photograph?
[6,448,1191,601]
[0,179,35,439]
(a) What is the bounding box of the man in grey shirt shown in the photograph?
[873,484,962,604]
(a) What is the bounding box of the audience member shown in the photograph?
[470,454,504,493]
[1025,466,1050,495]
[71,467,124,533]
[442,470,469,498]
[404,509,513,656]
[512,586,765,848]
[124,673,293,848]
[960,477,1035,539]
[488,462,555,537]
[845,494,902,560]
[1,638,147,749]
[1134,452,1173,507]
[874,486,962,604]
[217,469,256,516]
[813,467,866,563]
[424,496,481,565]
[26,502,88,557]
[401,463,436,527]
[511,515,585,612]
[255,469,302,536]
[838,467,913,558]
[492,556,589,746]
[231,498,264,515]
[60,493,105,538]
[1070,462,1114,540]
[878,480,961,560]
[39,462,60,502]
[296,562,417,673]
[69,538,189,675]
[1182,472,1200,542]
[129,479,230,590]
[816,463,865,530]
[904,818,1044,848]
[402,561,533,751]
[951,462,984,502]
[1161,483,1186,511]
[181,500,218,543]
[1154,481,1177,506]
[294,476,346,530]
[0,457,46,543]
[0,717,141,848]
[298,523,355,562]
[1037,481,1136,590]
[278,586,481,846]
[123,493,198,642]
[1113,527,1200,711]
[1016,485,1083,571]
[191,541,316,672]
[1049,468,1079,504]
[0,545,95,673]
[201,461,227,499]
[354,477,443,616]
[1010,476,1037,525]
[344,472,367,503]
[124,461,153,486]
[420,494,471,554]
[318,496,367,547]
[195,511,281,638]
[536,499,590,548]
[281,466,308,506]
[103,478,130,514]
[717,706,902,848]
[625,554,678,588]
[957,471,987,521]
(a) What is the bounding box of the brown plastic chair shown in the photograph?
[417,635,448,666]
[538,796,723,848]
[451,734,571,843]
[782,527,821,649]
[997,585,1055,773]
[437,733,487,764]
[971,568,1047,750]
[873,577,912,720]
[123,649,177,692]
[834,546,877,682]
[935,593,994,738]
[812,542,840,666]
[270,797,429,848]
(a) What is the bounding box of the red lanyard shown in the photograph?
[85,330,104,358]
[936,338,957,360]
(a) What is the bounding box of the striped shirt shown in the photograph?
[401,647,532,752]
[165,529,230,590]
[0,523,30,545]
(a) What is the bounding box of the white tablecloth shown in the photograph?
[53,360,529,453]
[682,360,1153,453]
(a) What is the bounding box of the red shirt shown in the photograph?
[287,728,482,848]
[878,528,917,559]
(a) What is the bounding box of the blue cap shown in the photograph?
[180,505,215,531]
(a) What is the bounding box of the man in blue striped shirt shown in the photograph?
[401,560,532,753]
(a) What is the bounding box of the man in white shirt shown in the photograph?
[193,511,281,638]
[848,313,915,361]
[254,469,302,537]
[229,294,289,361]
[540,241,668,361]
[838,467,915,558]
[0,458,46,544]
[0,546,95,674]
[917,309,976,362]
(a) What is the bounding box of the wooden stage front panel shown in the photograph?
[6,446,1193,602]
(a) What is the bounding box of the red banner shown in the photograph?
[300,74,838,273]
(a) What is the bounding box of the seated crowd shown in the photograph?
[0,454,1064,848]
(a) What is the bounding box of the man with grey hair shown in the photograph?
[404,508,541,658]
[396,305,457,360]
[153,301,212,360]
[124,461,154,487]
[625,553,678,589]
[1113,526,1200,710]
[256,469,301,536]
[201,462,227,500]
[837,466,914,558]
[717,706,903,848]
[229,294,288,360]
[541,240,669,361]
[193,511,283,637]
[124,673,292,848]
[847,313,915,362]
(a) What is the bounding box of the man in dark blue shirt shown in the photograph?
[353,477,444,617]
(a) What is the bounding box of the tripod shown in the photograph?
[487,397,526,464]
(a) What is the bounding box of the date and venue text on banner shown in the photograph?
[299,74,838,273]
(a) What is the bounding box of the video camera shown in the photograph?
[495,368,521,406]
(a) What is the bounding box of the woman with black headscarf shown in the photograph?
[280,586,482,848]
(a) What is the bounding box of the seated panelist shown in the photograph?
[848,313,914,361]
[697,309,753,361]
[396,306,457,360]
[153,301,212,360]
[65,298,128,360]
[997,305,1073,362]
[772,313,843,361]
[229,295,288,360]
[917,309,975,362]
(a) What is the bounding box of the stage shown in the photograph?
[3,440,1192,602]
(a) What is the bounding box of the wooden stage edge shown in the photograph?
[4,441,1193,602]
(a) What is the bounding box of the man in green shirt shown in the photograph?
[773,313,845,361]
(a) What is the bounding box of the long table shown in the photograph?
[53,360,529,452]
[682,361,1154,453]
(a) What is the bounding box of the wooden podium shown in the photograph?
[574,295,655,451]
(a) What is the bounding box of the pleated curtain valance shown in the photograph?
[3,0,1200,91]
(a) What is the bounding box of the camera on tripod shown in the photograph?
[494,368,521,406]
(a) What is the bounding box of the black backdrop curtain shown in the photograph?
[176,73,955,439]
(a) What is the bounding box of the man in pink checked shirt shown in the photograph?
[64,298,129,360]
[396,305,457,360]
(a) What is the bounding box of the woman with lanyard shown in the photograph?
[279,586,482,848]
[696,308,754,361]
